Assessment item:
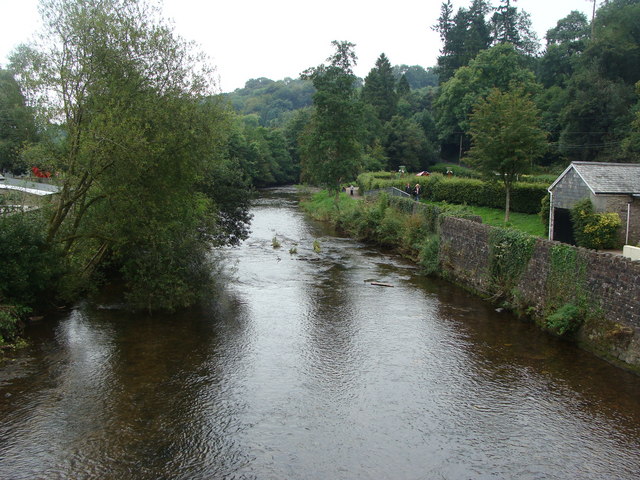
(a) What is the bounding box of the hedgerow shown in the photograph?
[357,172,547,214]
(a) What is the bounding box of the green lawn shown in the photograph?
[424,201,547,237]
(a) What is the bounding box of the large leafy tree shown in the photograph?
[383,115,430,172]
[537,11,590,88]
[468,88,547,222]
[557,0,640,163]
[0,69,38,173]
[10,0,246,310]
[300,41,363,192]
[435,43,539,158]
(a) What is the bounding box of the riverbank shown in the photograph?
[301,190,640,374]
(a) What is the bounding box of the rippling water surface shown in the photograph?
[2,188,640,479]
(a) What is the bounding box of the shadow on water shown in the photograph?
[1,186,640,479]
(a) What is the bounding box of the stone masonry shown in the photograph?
[440,216,640,371]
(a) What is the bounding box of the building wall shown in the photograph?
[439,216,640,371]
[551,168,592,209]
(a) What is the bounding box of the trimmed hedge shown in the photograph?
[357,172,548,214]
[428,163,483,179]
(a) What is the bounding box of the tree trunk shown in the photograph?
[504,184,511,223]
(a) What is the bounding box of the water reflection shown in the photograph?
[1,187,640,479]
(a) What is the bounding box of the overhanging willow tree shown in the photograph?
[10,0,248,310]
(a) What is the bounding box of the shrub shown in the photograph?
[539,193,550,227]
[0,213,67,344]
[0,213,63,306]
[403,214,428,251]
[571,199,622,250]
[420,234,441,275]
[377,208,405,246]
[546,303,583,336]
[0,304,32,345]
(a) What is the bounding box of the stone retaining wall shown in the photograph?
[439,216,640,371]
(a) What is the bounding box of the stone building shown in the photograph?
[547,162,640,246]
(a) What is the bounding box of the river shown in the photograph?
[1,187,640,479]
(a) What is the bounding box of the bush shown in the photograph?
[539,193,550,227]
[403,214,428,251]
[0,305,30,345]
[377,208,405,246]
[546,303,583,336]
[420,234,440,275]
[0,213,63,306]
[570,199,622,250]
[0,213,63,344]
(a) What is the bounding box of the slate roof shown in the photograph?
[549,162,640,195]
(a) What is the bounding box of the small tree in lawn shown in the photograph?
[468,87,547,222]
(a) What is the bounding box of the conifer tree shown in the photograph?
[362,53,398,123]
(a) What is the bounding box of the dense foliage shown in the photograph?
[570,198,622,250]
[224,77,315,127]
[3,0,253,319]
[0,69,38,173]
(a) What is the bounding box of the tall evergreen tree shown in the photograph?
[362,53,398,123]
[434,0,492,83]
[491,0,540,55]
[397,75,411,99]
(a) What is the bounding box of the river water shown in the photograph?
[2,188,640,479]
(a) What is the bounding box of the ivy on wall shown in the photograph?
[544,244,590,336]
[488,228,536,297]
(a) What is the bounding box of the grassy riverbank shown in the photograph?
[301,190,547,256]
[301,190,575,334]
[302,189,640,374]
[301,190,430,263]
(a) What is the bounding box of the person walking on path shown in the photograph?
[413,183,421,202]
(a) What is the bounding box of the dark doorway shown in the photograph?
[553,208,575,245]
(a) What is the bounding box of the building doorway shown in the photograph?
[553,208,575,245]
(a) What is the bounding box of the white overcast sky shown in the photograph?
[0,0,596,92]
